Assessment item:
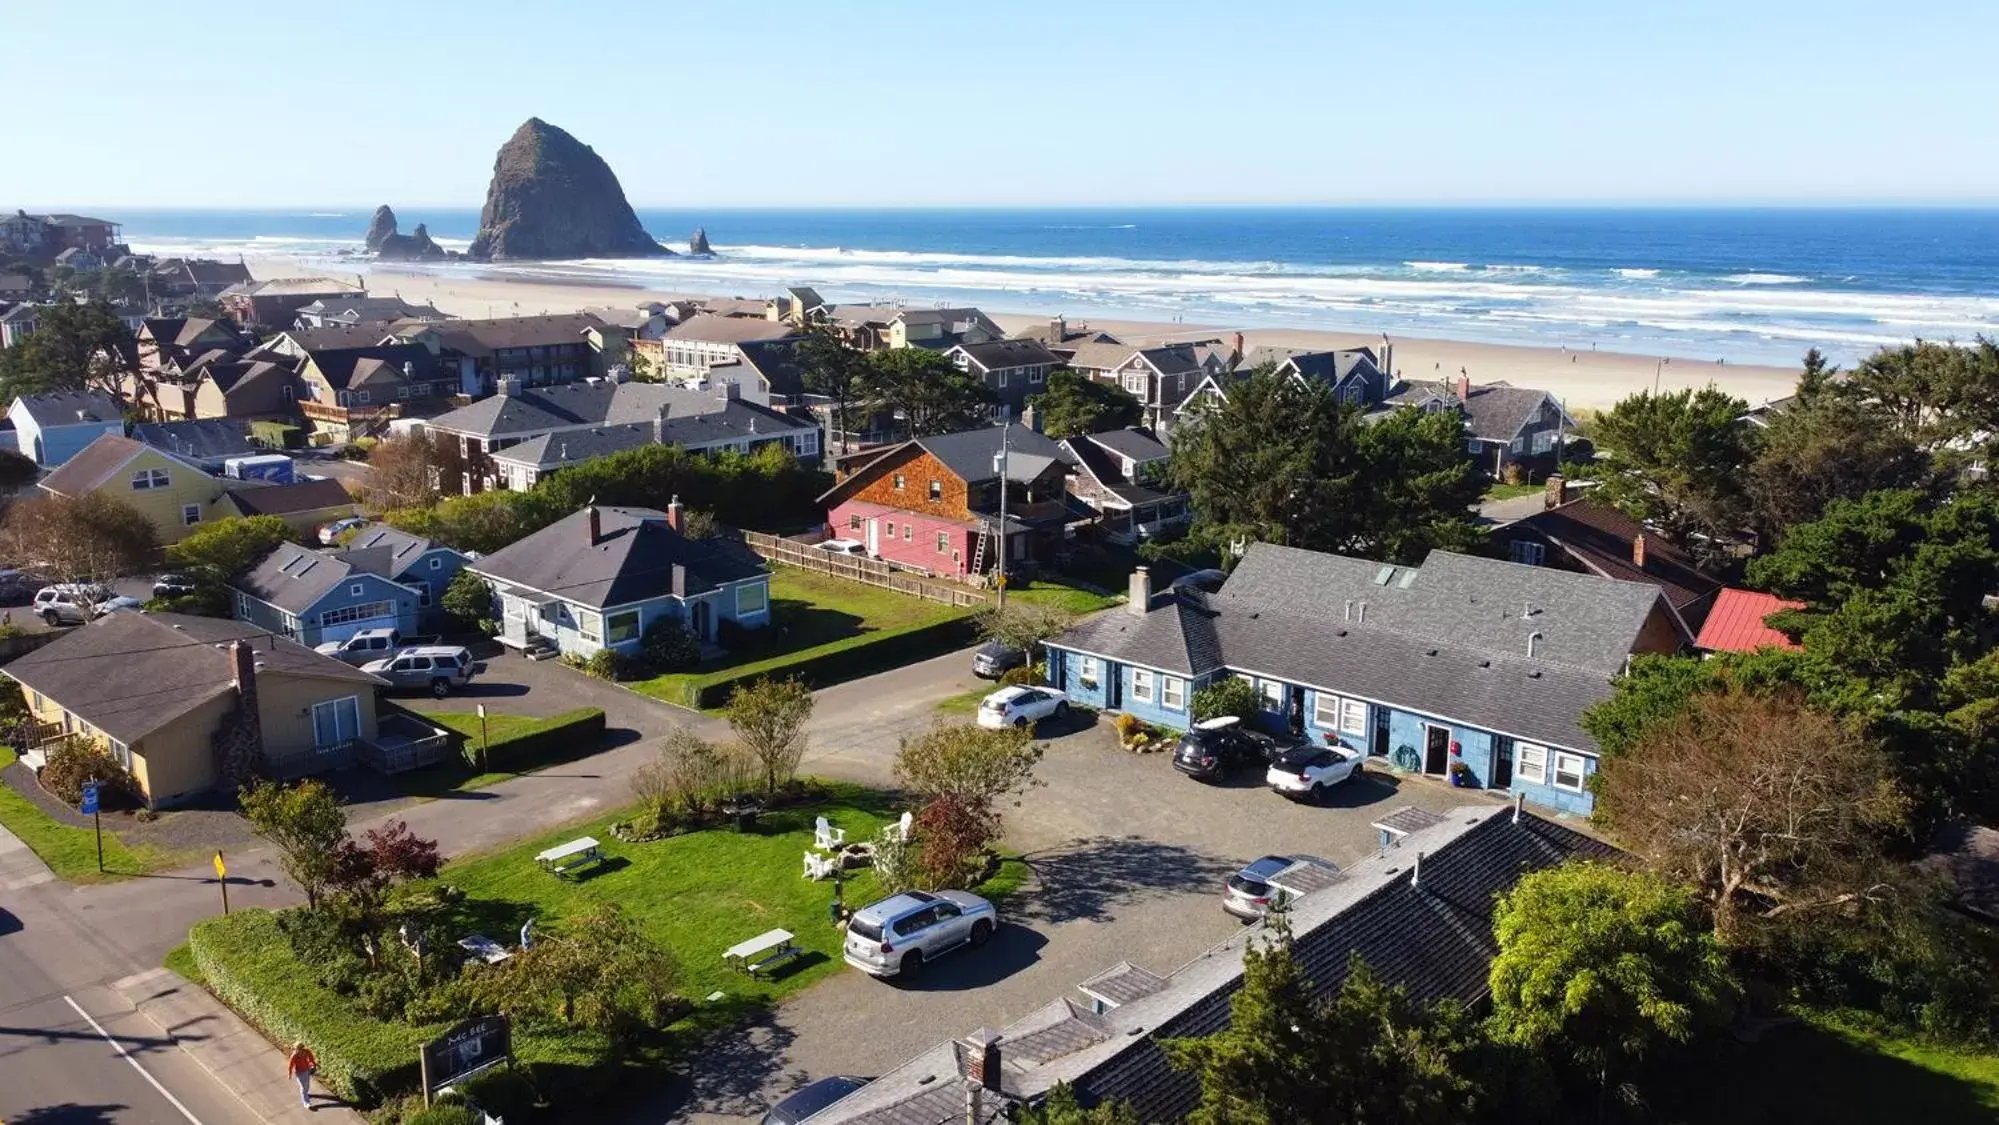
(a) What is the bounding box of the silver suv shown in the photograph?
[843,890,997,978]
[33,584,111,626]
[360,646,475,697]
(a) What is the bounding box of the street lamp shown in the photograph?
[992,416,1010,609]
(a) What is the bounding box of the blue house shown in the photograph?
[230,542,422,647]
[1043,544,1687,816]
[335,526,471,631]
[468,502,771,660]
[7,389,124,467]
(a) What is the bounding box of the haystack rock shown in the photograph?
[689,227,714,256]
[363,206,447,261]
[466,118,668,260]
[364,205,399,253]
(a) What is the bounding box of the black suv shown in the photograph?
[1172,715,1281,780]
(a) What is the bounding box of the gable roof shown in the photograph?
[1082,427,1167,463]
[233,541,392,613]
[1382,380,1567,443]
[339,525,443,579]
[1694,588,1803,653]
[223,277,362,299]
[39,433,210,495]
[131,418,258,462]
[729,338,808,397]
[222,478,354,517]
[949,338,1061,371]
[303,342,439,390]
[2,611,380,744]
[399,313,609,355]
[810,805,1612,1124]
[1507,498,1723,628]
[13,389,124,427]
[425,381,786,440]
[1060,340,1139,372]
[661,313,798,344]
[469,506,766,609]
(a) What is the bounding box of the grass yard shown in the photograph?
[631,566,974,708]
[397,706,606,793]
[1667,1008,1999,1125]
[0,748,171,881]
[1006,579,1122,614]
[1482,481,1544,501]
[934,686,990,717]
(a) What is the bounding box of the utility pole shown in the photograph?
[993,417,1010,609]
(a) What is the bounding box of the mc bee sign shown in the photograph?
[420,1014,512,1102]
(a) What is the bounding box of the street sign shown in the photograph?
[420,1014,512,1103]
[212,851,227,880]
[78,782,99,816]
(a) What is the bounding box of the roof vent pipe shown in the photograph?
[1527,631,1544,659]
[1513,792,1525,823]
[1356,601,1366,624]
[1343,599,1353,622]
[1411,850,1424,887]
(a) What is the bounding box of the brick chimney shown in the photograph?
[666,494,684,534]
[653,402,671,445]
[1632,533,1648,567]
[1127,566,1151,616]
[1232,331,1245,360]
[585,505,601,545]
[1456,372,1471,401]
[960,1029,1003,1094]
[1544,472,1568,509]
[228,640,260,726]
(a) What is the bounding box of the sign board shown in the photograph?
[78,783,99,816]
[212,852,227,880]
[421,1014,512,1100]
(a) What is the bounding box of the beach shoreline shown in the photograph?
[252,255,1804,412]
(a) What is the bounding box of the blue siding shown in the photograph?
[35,422,124,466]
[397,548,471,630]
[1042,644,1198,731]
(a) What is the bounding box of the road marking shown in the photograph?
[62,994,205,1125]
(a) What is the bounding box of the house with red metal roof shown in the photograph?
[1694,588,1804,653]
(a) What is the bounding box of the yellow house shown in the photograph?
[5,612,388,809]
[38,433,228,544]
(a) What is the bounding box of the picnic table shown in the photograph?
[723,927,802,977]
[536,836,605,878]
[458,934,512,964]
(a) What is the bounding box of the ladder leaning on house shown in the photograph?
[968,525,990,580]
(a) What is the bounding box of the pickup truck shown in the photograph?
[314,627,438,665]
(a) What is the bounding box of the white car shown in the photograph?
[976,685,1069,730]
[816,538,867,556]
[32,584,110,626]
[1266,744,1364,801]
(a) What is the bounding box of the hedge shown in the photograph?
[189,909,434,1106]
[397,706,606,773]
[658,615,981,710]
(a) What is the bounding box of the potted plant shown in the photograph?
[1448,760,1474,788]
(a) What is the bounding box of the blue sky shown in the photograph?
[4,0,1993,207]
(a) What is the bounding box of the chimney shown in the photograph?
[1232,331,1244,359]
[1382,341,1395,382]
[667,494,684,533]
[960,1029,1003,1094]
[1356,600,1367,624]
[1050,315,1065,341]
[1456,372,1470,402]
[228,640,260,724]
[653,402,671,445]
[1544,472,1568,509]
[585,505,601,545]
[1632,533,1647,567]
[671,563,688,597]
[1411,850,1424,887]
[1127,566,1152,616]
[1020,402,1040,433]
[496,375,518,397]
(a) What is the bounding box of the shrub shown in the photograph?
[872,822,921,895]
[460,708,605,773]
[1191,677,1258,723]
[583,648,623,681]
[640,620,702,672]
[998,662,1042,687]
[39,737,136,807]
[913,794,993,889]
[406,1102,480,1125]
[440,570,495,635]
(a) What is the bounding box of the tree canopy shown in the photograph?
[1582,386,1758,555]
[1028,367,1144,437]
[860,347,998,436]
[0,491,158,592]
[0,300,137,400]
[166,514,294,581]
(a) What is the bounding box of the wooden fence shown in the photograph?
[740,531,991,609]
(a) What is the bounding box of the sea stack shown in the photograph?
[689,227,714,256]
[363,205,448,261]
[364,205,398,253]
[466,118,668,261]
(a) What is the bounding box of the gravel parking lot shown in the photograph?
[665,716,1505,1123]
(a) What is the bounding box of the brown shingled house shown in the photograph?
[1500,478,1724,638]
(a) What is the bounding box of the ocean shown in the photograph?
[115,207,1999,366]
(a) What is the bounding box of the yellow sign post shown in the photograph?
[213,851,229,915]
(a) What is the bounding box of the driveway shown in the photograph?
[665,717,1503,1122]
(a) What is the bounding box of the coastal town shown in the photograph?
[2,15,1997,1122]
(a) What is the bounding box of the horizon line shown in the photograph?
[23,199,1999,213]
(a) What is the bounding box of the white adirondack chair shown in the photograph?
[803,850,837,880]
[815,816,846,851]
[896,811,914,842]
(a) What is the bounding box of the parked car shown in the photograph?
[317,516,370,546]
[1221,854,1343,921]
[760,1076,871,1125]
[151,573,198,599]
[1172,715,1284,780]
[976,684,1068,730]
[32,584,111,626]
[1266,744,1365,801]
[971,640,1027,679]
[843,890,998,978]
[96,595,146,615]
[0,569,37,606]
[315,627,416,665]
[1169,568,1228,594]
[360,646,475,697]
[816,538,867,556]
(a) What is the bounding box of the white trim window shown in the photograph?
[1313,692,1341,728]
[1161,675,1186,710]
[1259,678,1283,710]
[578,609,602,643]
[1553,751,1587,792]
[736,581,768,616]
[1515,742,1548,785]
[130,468,169,490]
[429,556,443,570]
[181,503,202,527]
[320,600,394,628]
[1078,656,1099,689]
[1339,698,1367,736]
[349,583,365,597]
[1131,668,1155,704]
[311,695,361,748]
[1029,367,1045,385]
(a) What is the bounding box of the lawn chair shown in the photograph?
[895,811,914,842]
[803,850,837,881]
[814,816,846,851]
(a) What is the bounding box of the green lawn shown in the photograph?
[397,706,605,793]
[1667,1008,1999,1125]
[0,748,170,881]
[1482,481,1543,501]
[934,687,990,717]
[1006,580,1122,614]
[630,567,974,707]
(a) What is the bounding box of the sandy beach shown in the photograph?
[252,256,1804,413]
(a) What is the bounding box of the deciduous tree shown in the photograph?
[0,492,158,602]
[975,599,1074,657]
[894,724,1043,882]
[486,901,679,1043]
[239,778,349,908]
[724,676,814,794]
[166,515,293,582]
[364,431,454,510]
[1028,368,1143,437]
[440,569,495,633]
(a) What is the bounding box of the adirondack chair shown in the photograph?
[814,816,846,851]
[803,850,838,880]
[895,811,914,842]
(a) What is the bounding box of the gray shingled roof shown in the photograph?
[1050,589,1222,677]
[233,542,374,613]
[425,381,778,439]
[131,419,257,462]
[14,389,123,426]
[1381,380,1563,443]
[913,425,1074,486]
[339,526,437,579]
[470,506,766,609]
[951,338,1061,371]
[661,313,798,344]
[1081,428,1167,463]
[487,401,809,469]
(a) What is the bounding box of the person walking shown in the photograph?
[287,1041,318,1109]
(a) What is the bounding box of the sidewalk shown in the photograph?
[0,818,55,892]
[113,966,367,1124]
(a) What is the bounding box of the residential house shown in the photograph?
[294,295,446,330]
[1694,588,1804,654]
[216,478,358,538]
[130,419,260,472]
[335,526,471,631]
[944,338,1061,420]
[54,247,105,270]
[1044,543,1686,816]
[0,273,32,301]
[189,357,302,422]
[7,389,125,466]
[1088,343,1207,435]
[0,211,45,255]
[1058,428,1190,544]
[807,803,1610,1125]
[580,303,670,340]
[470,502,771,657]
[149,258,253,298]
[136,317,253,376]
[5,613,386,808]
[819,425,1074,580]
[425,377,818,494]
[1379,374,1573,475]
[0,302,44,347]
[37,433,227,543]
[218,277,364,327]
[1,212,122,258]
[821,304,899,351]
[1176,343,1390,425]
[391,313,621,395]
[1501,479,1722,637]
[294,340,461,442]
[656,314,799,379]
[764,286,826,326]
[231,540,423,647]
[887,307,1003,351]
[1009,315,1122,358]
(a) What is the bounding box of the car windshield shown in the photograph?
[849,916,883,941]
[1226,873,1270,896]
